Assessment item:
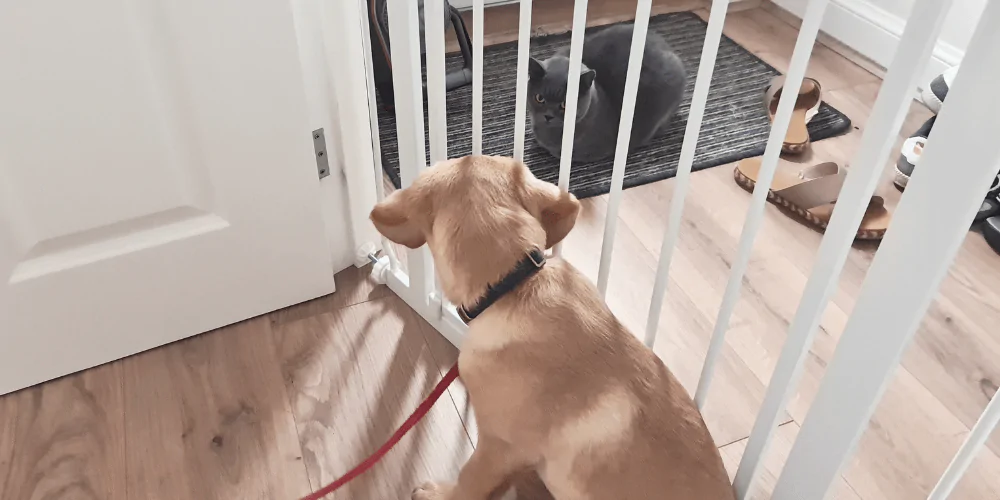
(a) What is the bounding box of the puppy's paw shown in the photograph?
[411,481,454,500]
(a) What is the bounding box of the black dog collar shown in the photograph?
[457,248,546,324]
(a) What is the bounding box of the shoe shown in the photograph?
[894,116,936,189]
[892,113,1000,233]
[921,65,959,114]
[979,173,1000,254]
[734,158,891,240]
[975,173,1000,224]
[983,215,1000,254]
[763,76,823,154]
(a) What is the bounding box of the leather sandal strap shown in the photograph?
[804,78,823,123]
[764,76,784,110]
[764,76,823,122]
[773,162,845,209]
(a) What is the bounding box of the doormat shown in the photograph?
[375,11,852,199]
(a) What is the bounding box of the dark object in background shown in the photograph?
[368,0,474,109]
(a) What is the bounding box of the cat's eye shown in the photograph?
[534,94,545,104]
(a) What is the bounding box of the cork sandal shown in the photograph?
[734,157,891,240]
[764,76,822,154]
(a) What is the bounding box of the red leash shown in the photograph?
[301,363,460,500]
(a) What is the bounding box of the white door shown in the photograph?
[0,0,336,394]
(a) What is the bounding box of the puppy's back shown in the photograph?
[498,259,735,499]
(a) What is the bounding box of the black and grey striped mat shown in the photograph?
[376,12,852,199]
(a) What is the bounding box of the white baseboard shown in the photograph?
[772,0,963,90]
[449,0,517,8]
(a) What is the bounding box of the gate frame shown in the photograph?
[330,0,1000,498]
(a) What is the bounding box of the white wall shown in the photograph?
[869,0,984,52]
[772,0,986,90]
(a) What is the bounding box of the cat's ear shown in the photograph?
[580,69,597,90]
[529,58,546,80]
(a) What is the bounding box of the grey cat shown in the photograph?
[528,25,687,163]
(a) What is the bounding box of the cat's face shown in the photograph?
[527,56,597,127]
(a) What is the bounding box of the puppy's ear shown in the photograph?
[524,179,580,249]
[370,190,426,249]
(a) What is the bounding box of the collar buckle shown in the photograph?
[527,248,545,268]
[456,306,473,324]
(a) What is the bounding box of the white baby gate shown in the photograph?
[338,0,1000,497]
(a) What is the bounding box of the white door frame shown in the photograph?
[298,0,384,270]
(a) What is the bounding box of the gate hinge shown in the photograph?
[312,128,330,179]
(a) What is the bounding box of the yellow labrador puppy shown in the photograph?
[370,156,734,500]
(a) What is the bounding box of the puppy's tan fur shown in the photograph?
[371,156,734,500]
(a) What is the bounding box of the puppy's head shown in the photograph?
[370,155,579,304]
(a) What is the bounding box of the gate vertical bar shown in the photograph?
[553,0,589,257]
[512,0,533,162]
[644,0,729,347]
[771,8,1000,496]
[472,0,484,155]
[596,0,652,297]
[424,0,450,299]
[356,0,399,270]
[387,0,434,300]
[928,391,1000,499]
[731,0,953,494]
[693,0,831,408]
[426,0,449,164]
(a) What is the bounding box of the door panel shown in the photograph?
[0,0,336,394]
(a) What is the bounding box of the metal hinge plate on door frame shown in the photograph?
[312,128,330,179]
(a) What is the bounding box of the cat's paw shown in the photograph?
[411,481,454,500]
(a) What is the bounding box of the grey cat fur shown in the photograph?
[528,24,687,163]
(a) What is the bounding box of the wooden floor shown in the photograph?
[4,3,1000,500]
